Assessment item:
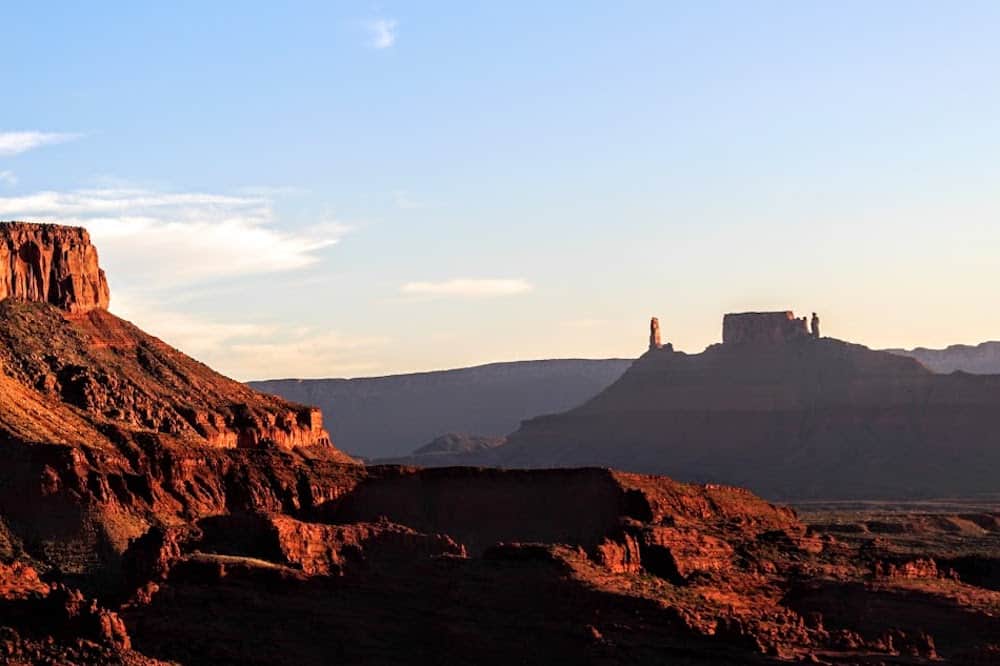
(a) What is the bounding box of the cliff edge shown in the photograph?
[0,222,110,313]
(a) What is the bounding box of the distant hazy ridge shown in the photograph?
[249,359,632,459]
[887,342,1000,374]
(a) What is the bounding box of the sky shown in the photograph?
[2,2,1000,380]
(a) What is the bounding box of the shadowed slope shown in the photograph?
[0,300,349,455]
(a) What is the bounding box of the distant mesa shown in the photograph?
[0,221,110,313]
[250,358,632,459]
[722,310,821,345]
[651,310,823,352]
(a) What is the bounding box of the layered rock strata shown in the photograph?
[0,222,111,313]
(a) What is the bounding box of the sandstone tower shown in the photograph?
[649,317,662,350]
[722,311,811,345]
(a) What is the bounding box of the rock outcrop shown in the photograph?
[722,310,810,345]
[649,316,662,350]
[0,222,110,313]
[0,561,146,662]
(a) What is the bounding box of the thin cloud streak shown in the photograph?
[0,131,81,156]
[113,293,389,381]
[0,187,347,288]
[0,171,16,186]
[400,278,534,299]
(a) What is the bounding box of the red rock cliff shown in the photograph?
[0,222,110,313]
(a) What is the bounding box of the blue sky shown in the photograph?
[2,2,1000,379]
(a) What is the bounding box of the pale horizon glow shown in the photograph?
[400,278,534,299]
[3,2,1000,379]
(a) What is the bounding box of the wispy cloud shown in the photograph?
[0,187,347,288]
[112,293,275,355]
[368,18,398,49]
[0,131,80,156]
[112,294,389,380]
[0,183,367,379]
[400,278,534,299]
[0,171,16,186]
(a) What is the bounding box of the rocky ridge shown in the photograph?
[888,341,1000,374]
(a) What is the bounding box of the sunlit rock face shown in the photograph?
[0,221,110,313]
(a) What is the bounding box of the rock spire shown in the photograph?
[649,317,662,350]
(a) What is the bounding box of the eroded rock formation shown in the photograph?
[0,561,149,664]
[0,222,110,313]
[722,310,811,345]
[114,467,1000,665]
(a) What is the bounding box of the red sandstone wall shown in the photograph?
[0,222,110,313]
